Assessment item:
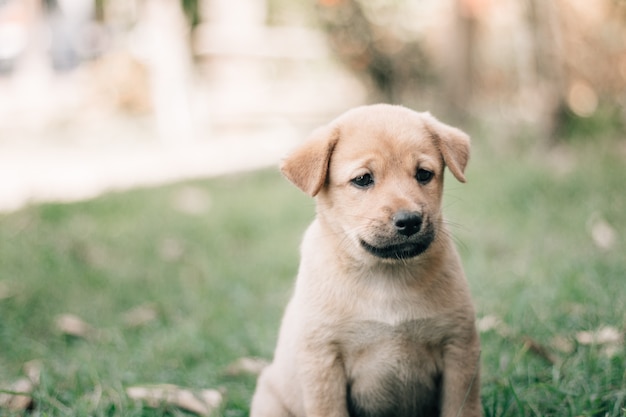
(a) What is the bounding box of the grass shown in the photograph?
[0,135,625,416]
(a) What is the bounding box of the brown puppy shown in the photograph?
[251,104,481,417]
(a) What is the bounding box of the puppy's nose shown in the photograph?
[393,211,422,237]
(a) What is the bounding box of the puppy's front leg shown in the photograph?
[441,339,482,417]
[297,340,350,417]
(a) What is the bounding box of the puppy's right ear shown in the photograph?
[422,112,471,183]
[280,125,340,197]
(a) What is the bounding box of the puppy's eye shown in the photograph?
[351,173,374,188]
[416,169,434,184]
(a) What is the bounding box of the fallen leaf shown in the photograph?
[0,378,33,411]
[55,314,94,339]
[551,335,575,354]
[477,315,500,333]
[126,384,222,416]
[123,304,158,328]
[172,186,211,215]
[576,326,623,358]
[588,214,617,250]
[158,238,185,262]
[23,360,42,385]
[602,344,622,358]
[576,326,622,345]
[224,357,269,376]
[476,315,511,337]
[0,361,41,411]
[72,241,109,268]
[522,336,558,365]
[0,282,13,300]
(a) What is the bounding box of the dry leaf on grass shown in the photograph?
[522,336,558,365]
[55,314,95,339]
[576,326,622,345]
[0,378,33,411]
[126,384,222,416]
[477,315,500,333]
[551,335,575,354]
[476,315,511,337]
[158,238,186,262]
[22,360,42,386]
[0,360,42,411]
[0,281,14,300]
[587,214,618,250]
[72,241,110,268]
[123,304,159,328]
[478,316,561,364]
[172,186,211,215]
[224,357,269,376]
[576,326,623,357]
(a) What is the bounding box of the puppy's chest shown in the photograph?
[337,320,445,417]
[337,318,446,366]
[342,279,436,325]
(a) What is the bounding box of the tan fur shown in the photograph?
[251,104,481,417]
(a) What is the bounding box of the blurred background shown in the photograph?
[1,1,626,415]
[1,0,625,211]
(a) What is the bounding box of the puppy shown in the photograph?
[251,104,481,417]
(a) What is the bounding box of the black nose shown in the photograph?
[393,211,423,237]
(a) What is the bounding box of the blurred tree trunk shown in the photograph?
[316,0,433,105]
[138,0,195,143]
[445,0,478,120]
[527,0,567,142]
[316,0,396,102]
[181,0,200,27]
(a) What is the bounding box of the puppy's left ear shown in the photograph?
[422,113,471,183]
[280,125,340,196]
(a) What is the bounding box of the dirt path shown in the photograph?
[0,131,297,213]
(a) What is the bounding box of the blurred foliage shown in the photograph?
[181,0,200,28]
[555,103,626,143]
[266,0,317,26]
[81,0,626,142]
[306,0,626,140]
[316,0,434,103]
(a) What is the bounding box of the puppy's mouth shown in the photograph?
[359,227,435,260]
[360,241,430,260]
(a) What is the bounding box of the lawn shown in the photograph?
[0,132,625,416]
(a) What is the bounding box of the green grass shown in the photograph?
[1,137,625,416]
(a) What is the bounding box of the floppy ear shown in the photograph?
[280,125,340,196]
[422,112,471,183]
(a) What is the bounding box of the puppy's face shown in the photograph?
[320,124,445,260]
[282,105,470,262]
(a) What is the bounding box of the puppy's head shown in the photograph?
[281,104,470,262]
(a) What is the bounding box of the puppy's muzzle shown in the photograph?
[393,211,422,237]
[360,210,434,260]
